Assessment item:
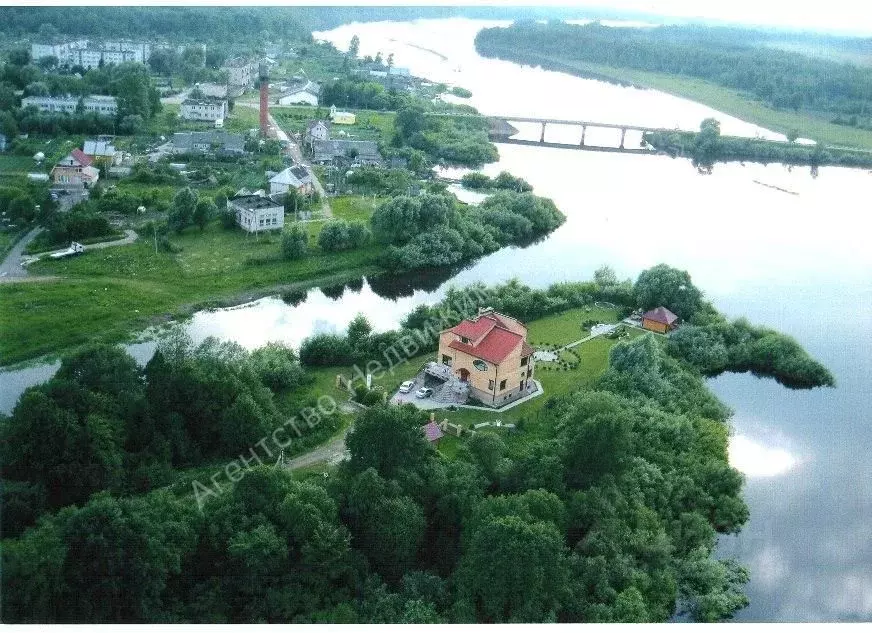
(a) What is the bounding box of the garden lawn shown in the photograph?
[527,306,620,347]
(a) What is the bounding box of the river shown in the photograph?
[2,18,871,622]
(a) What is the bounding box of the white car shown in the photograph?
[399,380,415,394]
[415,387,433,399]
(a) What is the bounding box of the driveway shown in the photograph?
[284,424,352,471]
[0,227,43,282]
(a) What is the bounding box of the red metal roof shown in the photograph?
[71,148,93,166]
[422,421,444,442]
[642,306,679,325]
[449,326,524,364]
[450,316,497,342]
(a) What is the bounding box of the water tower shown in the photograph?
[259,62,269,138]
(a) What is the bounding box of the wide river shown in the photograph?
[2,18,871,622]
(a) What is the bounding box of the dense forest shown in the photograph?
[475,21,872,131]
[0,6,638,40]
[0,267,834,623]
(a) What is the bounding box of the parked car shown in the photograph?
[399,380,415,394]
[415,387,433,399]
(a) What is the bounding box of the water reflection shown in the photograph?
[729,433,801,478]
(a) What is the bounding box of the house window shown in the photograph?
[460,336,470,344]
[488,379,495,391]
[499,379,507,391]
[521,356,528,366]
[441,354,451,365]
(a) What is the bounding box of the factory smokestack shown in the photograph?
[259,62,269,138]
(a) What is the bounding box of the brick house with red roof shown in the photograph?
[438,308,536,407]
[51,149,100,187]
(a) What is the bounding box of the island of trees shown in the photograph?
[1,265,834,623]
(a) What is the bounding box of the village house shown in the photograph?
[438,308,536,407]
[329,104,356,125]
[278,81,320,106]
[82,139,122,166]
[641,306,679,334]
[304,120,331,148]
[170,131,246,156]
[51,149,100,187]
[180,97,229,122]
[269,165,313,196]
[21,95,118,116]
[312,139,382,166]
[228,192,284,233]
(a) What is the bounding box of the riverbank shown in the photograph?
[0,222,384,365]
[477,48,872,151]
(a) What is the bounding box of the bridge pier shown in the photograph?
[580,125,586,147]
[619,127,627,149]
[539,121,546,143]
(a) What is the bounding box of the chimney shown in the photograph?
[259,63,269,138]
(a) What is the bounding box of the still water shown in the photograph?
[2,18,870,622]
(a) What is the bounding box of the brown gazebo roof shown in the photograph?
[642,306,679,325]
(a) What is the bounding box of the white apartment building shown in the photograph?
[31,40,150,70]
[21,95,118,116]
[180,98,229,122]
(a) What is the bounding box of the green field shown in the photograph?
[330,195,387,222]
[536,55,872,150]
[271,106,396,142]
[0,218,383,365]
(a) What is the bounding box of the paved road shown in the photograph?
[0,227,43,282]
[239,102,332,217]
[83,229,138,251]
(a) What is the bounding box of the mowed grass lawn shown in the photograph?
[527,306,620,347]
[540,56,872,150]
[0,219,382,365]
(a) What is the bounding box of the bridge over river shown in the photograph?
[430,112,692,154]
[486,115,693,154]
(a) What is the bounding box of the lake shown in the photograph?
[2,17,870,622]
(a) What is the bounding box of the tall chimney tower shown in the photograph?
[259,62,269,138]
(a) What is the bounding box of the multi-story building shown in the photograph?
[221,57,257,90]
[437,309,536,407]
[228,193,284,233]
[31,40,150,70]
[21,95,118,116]
[180,98,229,122]
[51,149,100,187]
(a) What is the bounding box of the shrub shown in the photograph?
[281,223,309,260]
